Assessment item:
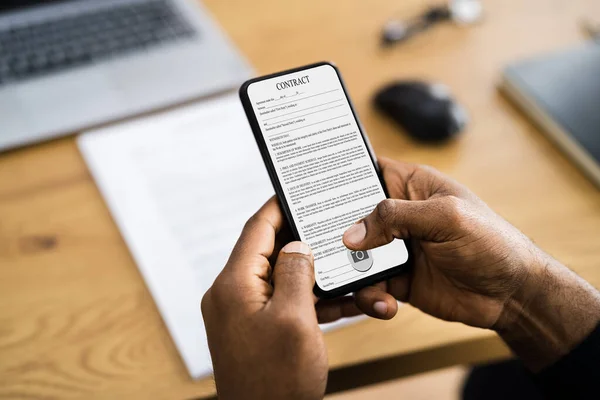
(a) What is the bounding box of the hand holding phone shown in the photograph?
[239,62,411,298]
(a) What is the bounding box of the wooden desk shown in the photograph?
[1,0,599,398]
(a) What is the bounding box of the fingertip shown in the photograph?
[370,297,398,320]
[271,242,315,308]
[373,301,388,315]
[381,298,399,319]
[343,221,366,248]
[354,287,398,320]
[281,241,312,257]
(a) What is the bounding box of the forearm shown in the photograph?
[494,250,600,371]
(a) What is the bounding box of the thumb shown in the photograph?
[343,198,457,250]
[271,241,316,310]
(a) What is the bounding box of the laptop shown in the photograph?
[0,0,251,151]
[500,43,600,189]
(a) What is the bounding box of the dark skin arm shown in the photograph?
[342,157,600,371]
[202,157,600,400]
[494,255,600,371]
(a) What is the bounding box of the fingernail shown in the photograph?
[373,301,388,315]
[282,242,312,256]
[344,222,366,245]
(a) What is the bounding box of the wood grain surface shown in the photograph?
[1,0,600,399]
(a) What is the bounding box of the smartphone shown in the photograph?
[239,62,411,298]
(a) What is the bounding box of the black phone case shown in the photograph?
[239,61,412,299]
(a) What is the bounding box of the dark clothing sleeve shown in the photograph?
[535,322,600,399]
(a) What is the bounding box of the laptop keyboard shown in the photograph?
[0,0,197,85]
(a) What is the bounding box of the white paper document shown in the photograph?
[78,94,362,379]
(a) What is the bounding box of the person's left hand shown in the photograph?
[203,197,368,400]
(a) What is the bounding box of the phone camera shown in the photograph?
[350,250,370,263]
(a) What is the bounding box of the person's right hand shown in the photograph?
[340,157,600,371]
[342,157,540,330]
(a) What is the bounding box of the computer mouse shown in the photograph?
[373,81,468,142]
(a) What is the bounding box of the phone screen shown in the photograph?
[246,64,408,292]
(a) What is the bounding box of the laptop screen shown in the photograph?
[0,1,76,13]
